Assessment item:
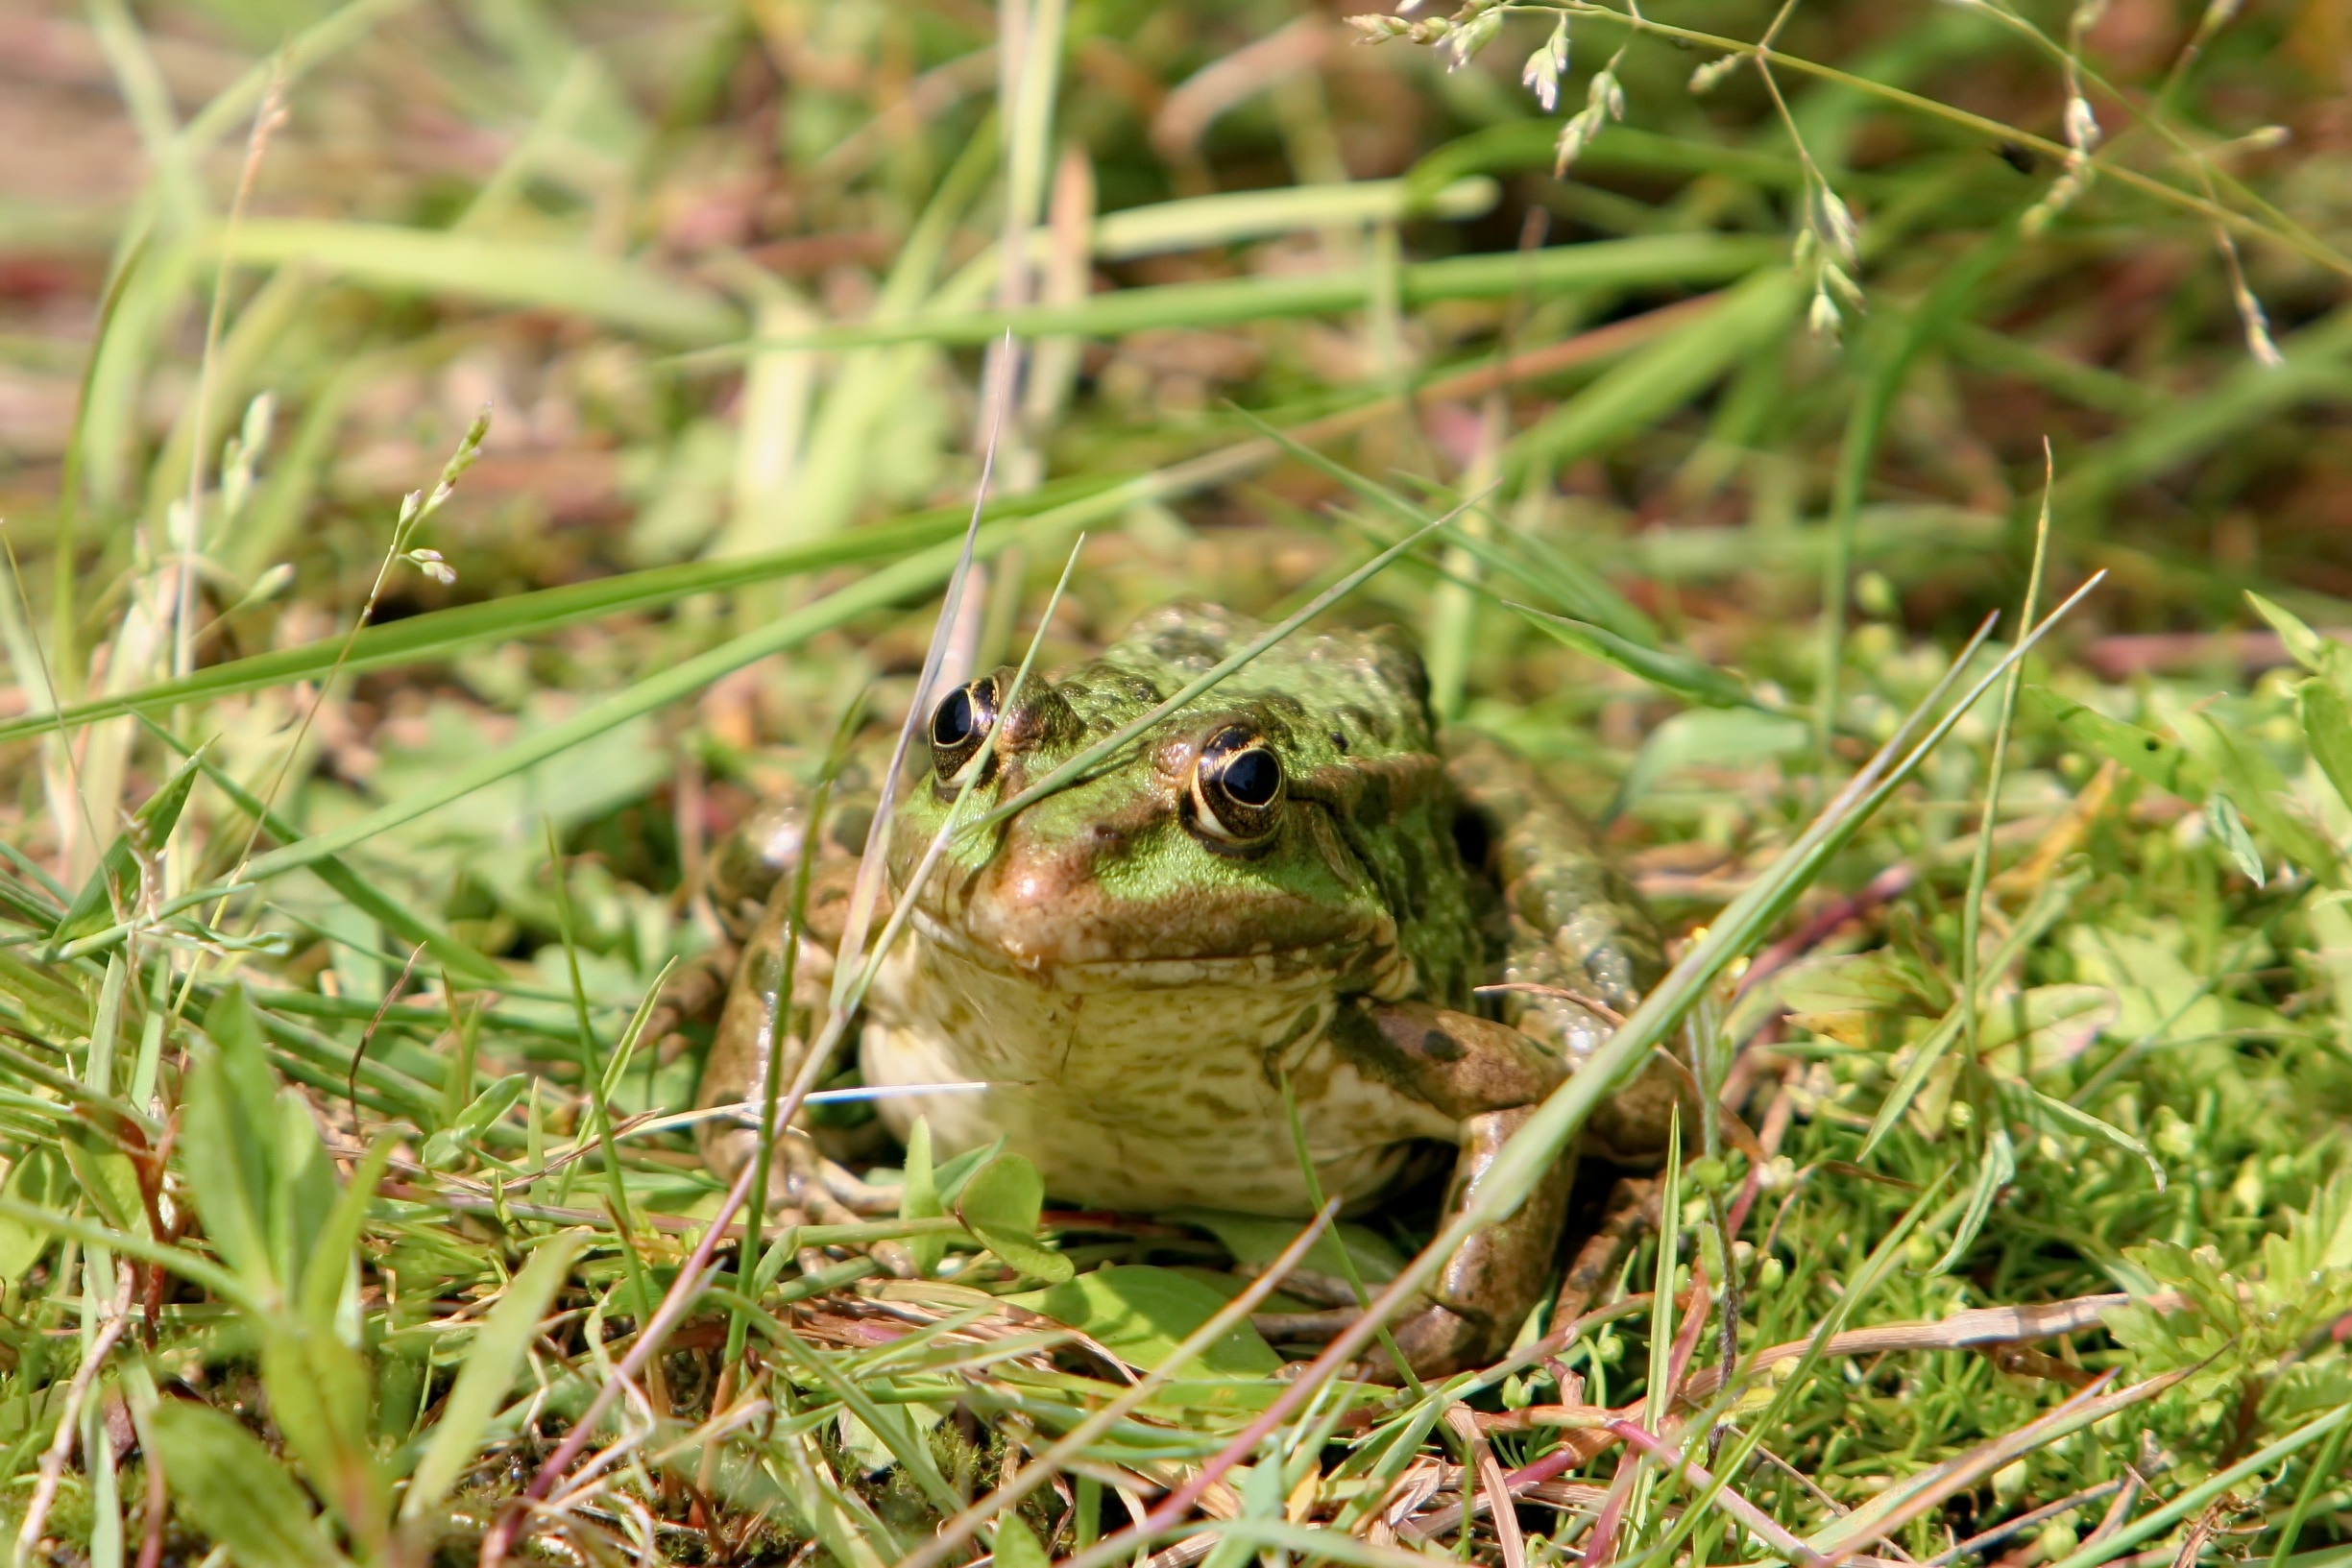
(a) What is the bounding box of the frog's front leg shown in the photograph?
[1331,1001,1579,1378]
[694,860,895,1225]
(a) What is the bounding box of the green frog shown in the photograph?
[695,603,1678,1376]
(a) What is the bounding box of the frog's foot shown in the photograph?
[1554,1174,1659,1329]
[1329,1004,1581,1381]
[1384,1301,1496,1380]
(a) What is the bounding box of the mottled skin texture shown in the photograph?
[698,604,1676,1376]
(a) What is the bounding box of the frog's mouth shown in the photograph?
[904,904,1392,991]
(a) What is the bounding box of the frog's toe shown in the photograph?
[1384,1301,1496,1381]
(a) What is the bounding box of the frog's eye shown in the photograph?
[929,677,1001,787]
[1191,726,1284,842]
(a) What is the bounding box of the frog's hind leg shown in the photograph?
[1332,1000,1577,1378]
[1393,1103,1580,1376]
[1444,736,1680,1166]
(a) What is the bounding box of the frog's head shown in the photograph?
[889,604,1470,992]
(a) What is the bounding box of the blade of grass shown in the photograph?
[1505,267,1799,480]
[544,820,653,1324]
[218,219,743,346]
[672,233,1779,362]
[0,485,1110,747]
[134,715,501,985]
[2041,1400,2352,1568]
[899,1201,1343,1568]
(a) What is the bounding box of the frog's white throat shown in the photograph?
[858,921,1453,1218]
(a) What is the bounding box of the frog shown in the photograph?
[694,602,1680,1377]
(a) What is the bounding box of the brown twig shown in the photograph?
[348,940,426,1124]
[1444,1404,1528,1568]
[15,1265,134,1563]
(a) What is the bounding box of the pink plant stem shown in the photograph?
[1661,1258,1710,1399]
[1580,1447,1642,1568]
[1583,1257,1711,1568]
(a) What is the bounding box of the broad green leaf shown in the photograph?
[260,1321,387,1553]
[402,1231,586,1519]
[204,986,282,1133]
[271,1091,339,1302]
[2308,891,2352,1050]
[1162,1208,1405,1286]
[2065,926,2237,1046]
[2174,711,2340,883]
[2299,678,2352,813]
[1977,984,2121,1077]
[2025,687,2206,801]
[898,1117,947,1275]
[932,1135,1005,1207]
[181,1034,274,1294]
[300,1139,394,1335]
[1614,707,1810,815]
[2248,591,2352,689]
[61,1139,147,1238]
[990,1516,1053,1568]
[1775,951,1944,1023]
[1006,1266,1281,1377]
[0,1148,66,1280]
[955,1153,1073,1284]
[1514,607,1753,709]
[420,1073,528,1169]
[150,1400,351,1568]
[836,1404,948,1478]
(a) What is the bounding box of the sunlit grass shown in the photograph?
[0,0,2346,1563]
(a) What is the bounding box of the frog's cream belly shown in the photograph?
[862,936,1457,1217]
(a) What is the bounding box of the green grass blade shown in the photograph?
[218,219,742,346]
[139,717,501,985]
[1505,267,1799,477]
[679,234,1779,360]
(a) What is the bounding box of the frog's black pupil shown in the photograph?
[933,688,974,747]
[1221,748,1279,808]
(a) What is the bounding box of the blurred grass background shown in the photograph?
[1,0,2351,1563]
